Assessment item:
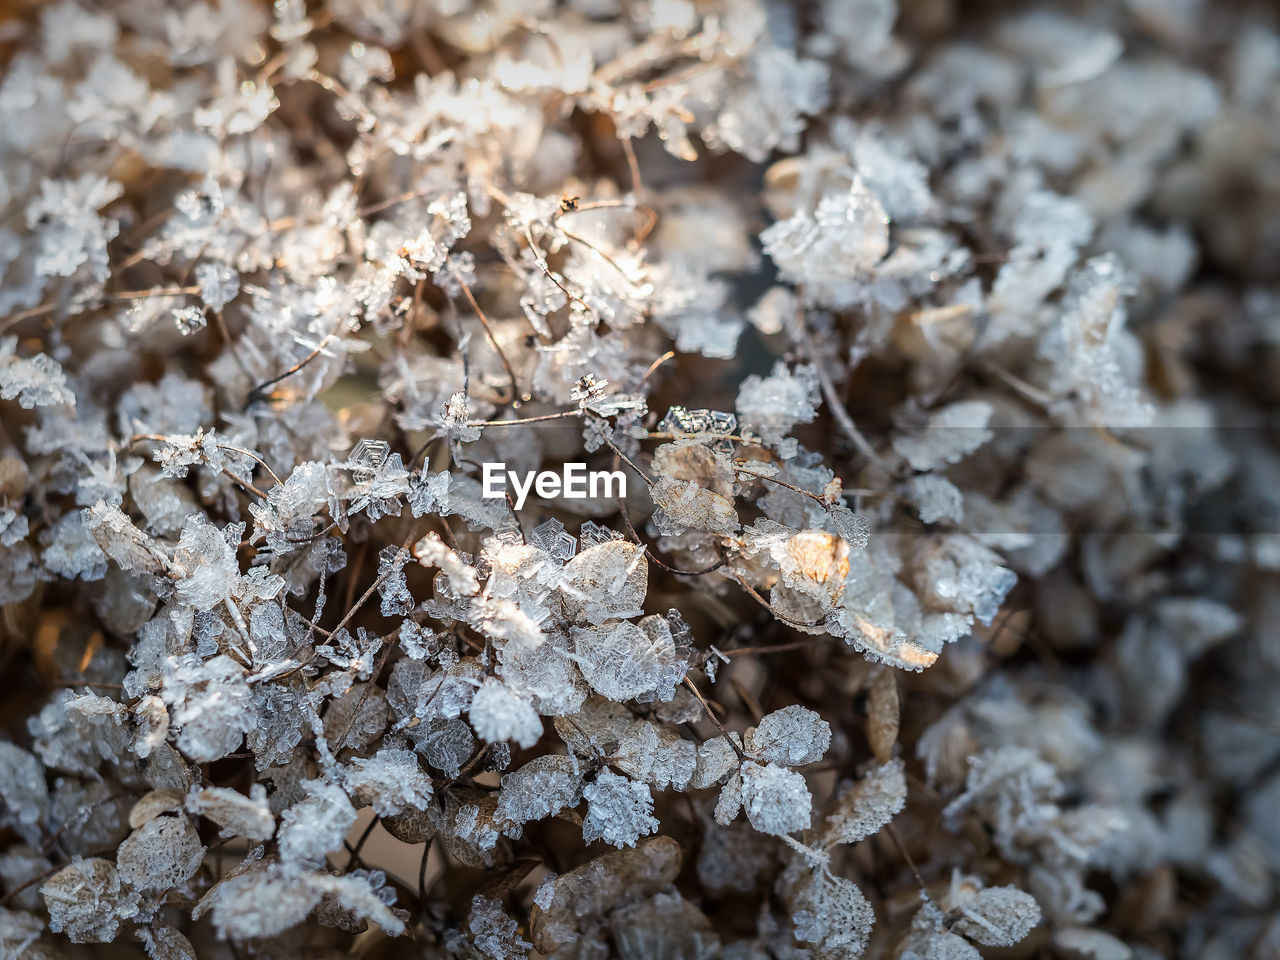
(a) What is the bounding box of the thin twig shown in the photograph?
[346,815,380,870]
[729,569,824,630]
[455,272,519,403]
[468,410,583,427]
[2,286,201,334]
[683,677,747,760]
[793,303,892,474]
[247,335,335,403]
[0,849,117,906]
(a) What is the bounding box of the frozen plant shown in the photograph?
[0,0,1275,956]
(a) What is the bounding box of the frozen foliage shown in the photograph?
[0,0,1275,955]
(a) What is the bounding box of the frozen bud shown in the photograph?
[171,305,207,335]
[414,532,480,595]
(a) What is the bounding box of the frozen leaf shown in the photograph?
[761,180,889,297]
[740,761,812,836]
[41,858,139,943]
[0,744,49,844]
[116,812,205,891]
[610,889,720,960]
[170,516,240,611]
[736,363,820,458]
[651,476,739,536]
[789,871,874,960]
[893,402,995,472]
[559,538,647,624]
[571,618,682,703]
[411,717,475,778]
[308,870,406,936]
[529,837,682,954]
[822,759,907,846]
[186,785,275,841]
[694,736,741,789]
[951,883,1042,947]
[128,789,183,829]
[581,770,659,848]
[904,474,964,525]
[1051,927,1134,960]
[206,867,321,941]
[747,705,831,766]
[466,894,532,959]
[161,654,254,762]
[495,755,584,836]
[83,500,167,576]
[195,261,239,311]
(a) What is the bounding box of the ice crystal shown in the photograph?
[0,338,74,409]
